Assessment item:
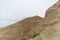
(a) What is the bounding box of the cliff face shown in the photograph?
[45,0,60,18]
[40,0,60,26]
[0,0,60,40]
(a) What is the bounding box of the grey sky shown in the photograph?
[0,0,58,28]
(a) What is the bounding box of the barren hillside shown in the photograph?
[0,0,60,40]
[0,16,43,40]
[29,0,60,40]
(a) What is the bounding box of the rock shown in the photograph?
[0,16,43,40]
[29,0,60,40]
[0,0,60,40]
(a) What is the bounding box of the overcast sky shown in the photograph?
[0,0,58,28]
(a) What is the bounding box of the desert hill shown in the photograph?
[0,16,43,40]
[29,0,60,40]
[0,0,60,40]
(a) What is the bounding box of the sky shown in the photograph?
[0,0,58,28]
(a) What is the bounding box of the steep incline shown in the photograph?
[29,0,60,40]
[0,16,43,40]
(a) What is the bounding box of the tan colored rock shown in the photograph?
[45,0,60,18]
[29,0,60,40]
[0,0,60,40]
[0,16,43,40]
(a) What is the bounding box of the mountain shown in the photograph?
[0,0,60,40]
[29,0,60,40]
[0,16,43,40]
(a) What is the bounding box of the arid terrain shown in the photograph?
[0,0,60,40]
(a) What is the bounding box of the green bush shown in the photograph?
[32,33,40,38]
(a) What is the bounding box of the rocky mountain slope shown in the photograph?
[0,16,43,40]
[29,0,60,40]
[0,0,60,40]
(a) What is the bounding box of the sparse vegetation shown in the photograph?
[32,33,40,38]
[21,38,26,40]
